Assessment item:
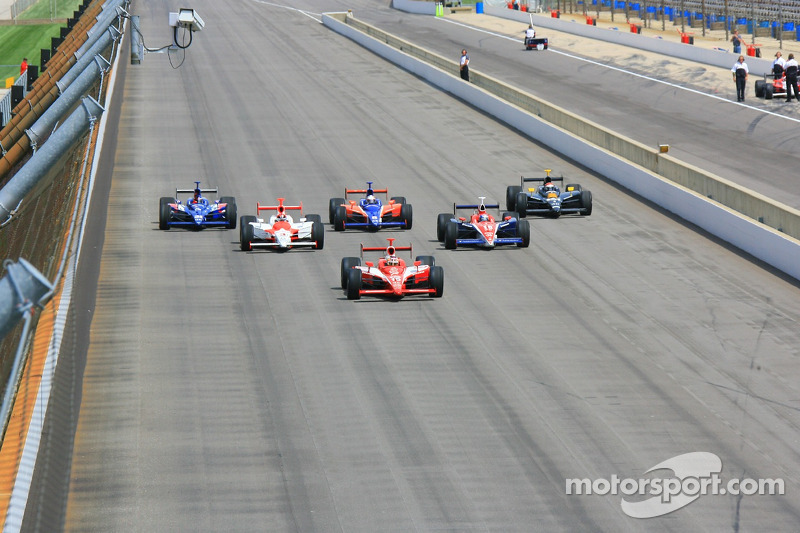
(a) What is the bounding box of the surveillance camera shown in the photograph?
[169,8,204,32]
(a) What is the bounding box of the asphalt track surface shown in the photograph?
[64,0,800,531]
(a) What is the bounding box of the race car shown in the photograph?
[239,198,324,251]
[437,197,530,249]
[329,181,412,231]
[755,72,788,99]
[524,32,548,50]
[506,169,592,218]
[159,181,237,230]
[340,238,443,300]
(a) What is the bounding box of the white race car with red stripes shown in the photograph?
[239,198,324,251]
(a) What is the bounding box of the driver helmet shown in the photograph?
[367,194,377,204]
[193,188,201,202]
[386,255,399,266]
[479,214,489,222]
[276,208,287,220]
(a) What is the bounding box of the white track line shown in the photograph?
[437,17,800,124]
[251,0,322,23]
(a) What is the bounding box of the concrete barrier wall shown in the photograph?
[486,6,775,74]
[393,0,436,16]
[323,12,800,280]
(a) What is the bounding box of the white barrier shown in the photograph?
[322,12,800,281]
[393,0,437,16]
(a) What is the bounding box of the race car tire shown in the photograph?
[444,221,458,249]
[516,192,529,218]
[159,197,173,230]
[401,204,413,230]
[312,220,325,250]
[341,257,361,289]
[517,219,531,248]
[306,214,322,224]
[415,255,435,267]
[221,197,237,229]
[334,206,347,231]
[765,83,774,100]
[240,215,256,251]
[391,196,407,205]
[429,266,444,298]
[565,184,582,193]
[346,268,362,300]
[329,198,345,224]
[437,213,451,242]
[501,211,516,221]
[581,190,593,216]
[506,186,521,211]
[755,79,765,97]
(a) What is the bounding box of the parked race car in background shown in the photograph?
[755,73,787,100]
[524,35,548,50]
[239,198,324,251]
[506,170,592,218]
[329,181,412,231]
[340,238,443,300]
[437,197,530,249]
[159,181,236,230]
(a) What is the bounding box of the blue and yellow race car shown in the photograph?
[506,170,592,218]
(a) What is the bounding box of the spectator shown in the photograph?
[460,49,469,82]
[785,53,799,102]
[731,30,742,55]
[513,0,519,10]
[731,55,748,102]
[20,58,27,75]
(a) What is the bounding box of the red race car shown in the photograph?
[340,238,444,300]
[239,198,324,251]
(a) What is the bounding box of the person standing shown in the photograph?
[785,53,799,102]
[731,30,742,55]
[20,58,27,75]
[460,49,469,82]
[731,55,748,102]
[772,51,786,80]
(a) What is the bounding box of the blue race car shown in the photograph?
[506,170,592,218]
[329,181,412,231]
[159,182,237,230]
[437,197,530,249]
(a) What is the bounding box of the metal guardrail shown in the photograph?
[0,73,27,130]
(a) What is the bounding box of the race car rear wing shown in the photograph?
[520,169,563,186]
[345,180,388,199]
[177,180,217,197]
[361,238,412,259]
[454,196,500,215]
[257,197,303,214]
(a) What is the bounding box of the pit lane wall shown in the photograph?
[322,12,800,281]
[392,0,436,16]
